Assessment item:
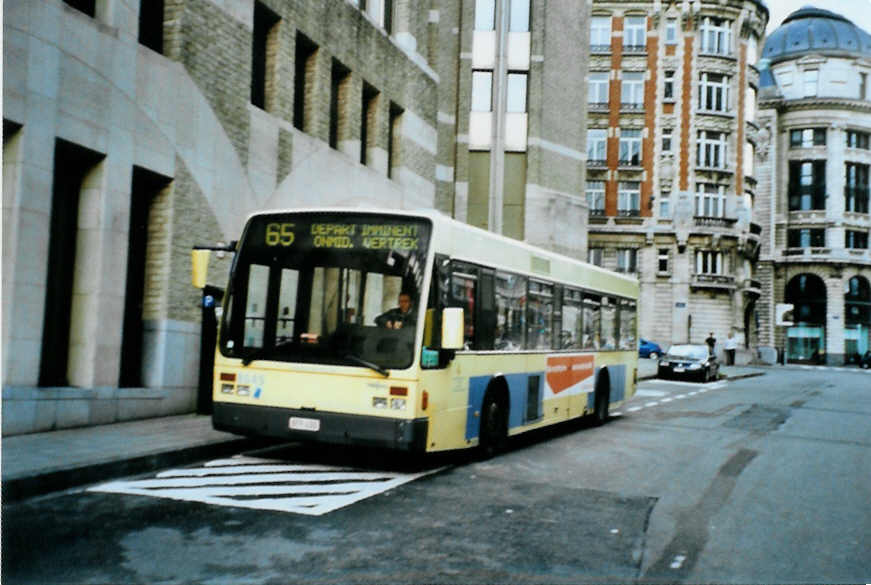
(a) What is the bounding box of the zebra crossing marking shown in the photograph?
[88,455,445,516]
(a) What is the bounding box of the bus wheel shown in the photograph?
[593,371,610,426]
[479,392,508,459]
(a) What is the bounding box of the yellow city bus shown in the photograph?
[192,208,638,456]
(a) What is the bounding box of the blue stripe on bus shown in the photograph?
[465,372,543,441]
[468,365,627,441]
[586,365,626,409]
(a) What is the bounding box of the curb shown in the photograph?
[639,371,767,382]
[1,437,266,504]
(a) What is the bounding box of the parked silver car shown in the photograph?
[657,344,719,382]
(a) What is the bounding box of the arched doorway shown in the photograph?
[845,275,871,363]
[785,274,827,364]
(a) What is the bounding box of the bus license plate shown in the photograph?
[289,417,320,432]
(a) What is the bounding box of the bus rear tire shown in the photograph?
[593,370,610,426]
[478,391,508,459]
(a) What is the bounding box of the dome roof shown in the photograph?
[762,6,871,63]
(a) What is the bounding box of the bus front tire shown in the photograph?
[479,393,508,459]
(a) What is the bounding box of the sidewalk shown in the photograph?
[1,414,262,503]
[2,362,769,504]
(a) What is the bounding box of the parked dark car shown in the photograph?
[639,338,663,359]
[657,344,719,382]
[861,350,871,369]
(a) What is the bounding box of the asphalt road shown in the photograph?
[3,368,870,584]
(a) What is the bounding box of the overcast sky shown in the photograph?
[765,0,871,37]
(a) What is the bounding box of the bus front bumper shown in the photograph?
[213,402,429,453]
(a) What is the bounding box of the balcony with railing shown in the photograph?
[591,44,611,54]
[694,216,738,229]
[586,158,608,169]
[741,278,762,297]
[588,101,610,113]
[620,102,645,113]
[691,274,736,290]
[622,44,646,54]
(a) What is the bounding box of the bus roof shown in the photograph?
[244,207,639,300]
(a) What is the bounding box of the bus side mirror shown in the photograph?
[441,307,464,350]
[191,249,211,289]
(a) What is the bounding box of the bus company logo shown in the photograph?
[546,355,595,394]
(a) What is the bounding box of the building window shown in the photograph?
[616,249,637,273]
[787,228,826,248]
[139,0,165,53]
[790,128,826,148]
[590,16,611,52]
[623,16,646,52]
[587,129,607,165]
[251,2,280,110]
[361,82,379,165]
[506,72,527,112]
[861,73,868,100]
[588,248,604,267]
[588,72,610,106]
[695,183,726,217]
[699,17,731,55]
[788,160,826,211]
[803,69,819,97]
[662,128,673,153]
[293,32,318,132]
[658,248,669,272]
[696,250,724,275]
[509,0,530,32]
[665,18,677,44]
[387,102,402,179]
[621,72,645,109]
[697,130,728,169]
[846,162,870,213]
[664,70,675,100]
[329,59,351,149]
[699,72,730,112]
[618,181,641,216]
[846,230,869,249]
[475,0,495,31]
[660,192,671,218]
[586,181,606,215]
[63,0,95,17]
[471,70,493,112]
[846,130,870,149]
[355,0,393,32]
[619,129,642,165]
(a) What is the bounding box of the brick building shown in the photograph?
[754,7,871,365]
[2,0,590,434]
[584,0,768,357]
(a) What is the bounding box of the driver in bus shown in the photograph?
[375,291,416,329]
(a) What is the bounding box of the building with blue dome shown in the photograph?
[755,6,871,364]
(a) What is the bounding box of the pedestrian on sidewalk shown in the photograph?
[705,331,717,357]
[724,332,737,366]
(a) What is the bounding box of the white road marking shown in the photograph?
[674,394,688,399]
[89,456,444,516]
[627,407,643,413]
[635,389,668,397]
[670,554,687,569]
[660,398,674,403]
[645,401,660,407]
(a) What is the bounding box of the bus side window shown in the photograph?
[601,296,617,349]
[496,271,526,350]
[582,293,601,350]
[619,299,637,350]
[450,265,477,349]
[528,281,554,349]
[477,269,496,350]
[561,288,583,349]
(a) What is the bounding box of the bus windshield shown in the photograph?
[220,213,431,372]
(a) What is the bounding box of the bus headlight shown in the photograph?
[221,383,234,394]
[390,398,407,411]
[373,397,388,409]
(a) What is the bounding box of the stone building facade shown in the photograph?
[754,7,871,365]
[2,0,590,435]
[584,0,768,357]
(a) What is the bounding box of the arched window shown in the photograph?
[845,276,871,360]
[785,274,827,363]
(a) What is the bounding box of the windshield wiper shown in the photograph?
[343,353,389,377]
